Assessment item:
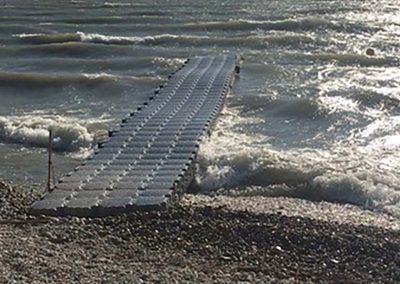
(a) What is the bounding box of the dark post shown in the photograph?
[47,130,53,192]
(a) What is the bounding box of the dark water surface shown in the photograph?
[0,0,400,215]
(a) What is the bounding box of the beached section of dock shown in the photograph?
[31,54,239,217]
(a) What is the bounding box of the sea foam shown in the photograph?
[196,106,400,217]
[0,114,108,154]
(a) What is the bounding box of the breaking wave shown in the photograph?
[79,32,208,45]
[0,114,108,153]
[0,71,157,89]
[101,2,135,7]
[14,32,209,45]
[15,32,81,44]
[14,16,342,34]
[14,32,315,48]
[196,107,400,217]
[184,17,337,32]
[230,94,326,119]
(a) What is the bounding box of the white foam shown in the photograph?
[188,16,334,31]
[77,32,208,45]
[316,66,399,119]
[102,2,134,7]
[152,57,186,67]
[12,33,44,38]
[77,32,143,44]
[0,114,108,155]
[82,72,161,82]
[196,106,400,217]
[82,72,116,79]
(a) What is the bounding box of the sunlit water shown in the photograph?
[0,0,400,216]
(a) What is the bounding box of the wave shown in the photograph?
[0,71,156,89]
[317,67,400,115]
[0,115,109,153]
[152,56,186,67]
[184,16,338,31]
[232,94,326,119]
[0,71,113,88]
[196,108,400,217]
[60,16,167,25]
[269,99,326,119]
[288,52,398,67]
[14,32,315,48]
[17,41,134,57]
[14,32,81,44]
[101,2,135,7]
[79,32,200,45]
[14,32,208,45]
[1,56,185,75]
[352,90,400,110]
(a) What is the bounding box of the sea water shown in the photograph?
[0,0,399,216]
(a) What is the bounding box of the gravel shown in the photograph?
[0,181,399,283]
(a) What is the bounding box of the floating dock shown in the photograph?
[31,54,239,217]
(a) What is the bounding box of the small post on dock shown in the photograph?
[47,129,53,192]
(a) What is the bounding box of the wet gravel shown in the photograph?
[1,181,399,283]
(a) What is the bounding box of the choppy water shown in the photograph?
[1,0,400,216]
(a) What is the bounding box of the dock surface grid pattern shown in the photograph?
[31,54,238,216]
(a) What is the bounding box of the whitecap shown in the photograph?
[0,114,109,153]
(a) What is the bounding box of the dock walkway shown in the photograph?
[31,54,238,216]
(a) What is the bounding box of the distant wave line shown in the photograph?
[13,31,315,48]
[0,71,159,88]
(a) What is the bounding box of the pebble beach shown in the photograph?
[1,181,399,283]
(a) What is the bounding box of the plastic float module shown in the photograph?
[31,54,240,217]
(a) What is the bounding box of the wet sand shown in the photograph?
[0,181,399,283]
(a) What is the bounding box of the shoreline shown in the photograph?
[183,194,400,231]
[1,181,399,283]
